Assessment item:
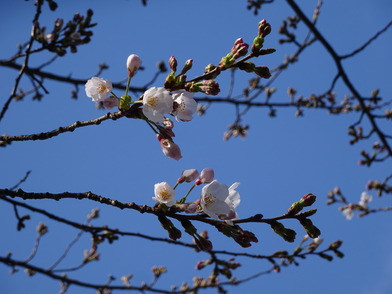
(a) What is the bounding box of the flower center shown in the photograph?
[204,194,215,206]
[97,84,107,94]
[146,96,158,107]
[159,188,170,200]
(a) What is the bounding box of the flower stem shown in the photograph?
[144,119,159,135]
[125,76,132,98]
[177,184,196,204]
[110,91,120,99]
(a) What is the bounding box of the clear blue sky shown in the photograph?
[1,0,391,293]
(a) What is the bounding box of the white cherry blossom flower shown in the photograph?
[153,182,175,206]
[342,206,354,220]
[359,191,372,207]
[200,180,240,224]
[171,90,197,121]
[142,87,173,123]
[85,77,112,102]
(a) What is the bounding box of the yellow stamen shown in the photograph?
[204,194,214,206]
[159,188,170,200]
[146,96,158,107]
[97,84,107,94]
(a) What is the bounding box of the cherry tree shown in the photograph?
[0,0,391,293]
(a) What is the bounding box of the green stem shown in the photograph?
[173,182,180,190]
[177,184,197,204]
[110,91,120,99]
[125,75,132,98]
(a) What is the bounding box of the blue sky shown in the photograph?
[1,0,391,293]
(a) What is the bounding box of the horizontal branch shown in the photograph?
[0,96,362,145]
[0,189,300,227]
[1,196,197,249]
[0,255,176,293]
[0,60,146,92]
[0,111,127,143]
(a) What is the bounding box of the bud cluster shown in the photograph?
[164,56,193,90]
[33,9,95,56]
[216,223,258,248]
[158,215,182,240]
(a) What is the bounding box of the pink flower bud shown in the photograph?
[158,136,182,161]
[169,56,177,72]
[126,54,141,77]
[231,38,249,59]
[201,80,220,95]
[195,168,214,185]
[178,169,200,183]
[184,199,200,213]
[161,118,175,137]
[258,19,271,37]
[181,59,193,74]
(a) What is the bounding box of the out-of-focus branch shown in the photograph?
[1,196,196,249]
[286,0,392,157]
[341,20,392,59]
[0,2,44,123]
[0,60,147,93]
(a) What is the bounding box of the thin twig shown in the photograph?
[0,2,43,123]
[341,20,392,59]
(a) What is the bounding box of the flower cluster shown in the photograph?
[84,54,200,160]
[152,168,241,225]
[341,191,373,220]
[141,87,197,123]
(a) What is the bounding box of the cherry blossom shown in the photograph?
[102,96,119,110]
[342,205,354,220]
[85,77,112,102]
[200,180,240,224]
[153,182,175,206]
[171,90,197,121]
[142,87,173,123]
[359,191,372,207]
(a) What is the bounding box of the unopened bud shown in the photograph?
[54,18,63,32]
[169,56,177,72]
[254,66,271,79]
[258,19,272,37]
[251,35,264,53]
[231,38,249,59]
[299,193,316,207]
[328,240,343,250]
[195,168,214,185]
[193,235,213,251]
[238,62,256,73]
[180,59,193,75]
[158,136,182,161]
[201,80,220,95]
[178,169,199,183]
[126,54,141,77]
[36,222,48,236]
[299,218,321,239]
